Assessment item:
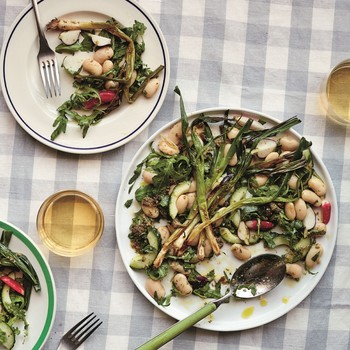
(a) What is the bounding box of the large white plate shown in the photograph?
[115,108,338,331]
[0,0,170,154]
[0,220,56,349]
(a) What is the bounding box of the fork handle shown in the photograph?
[30,0,48,44]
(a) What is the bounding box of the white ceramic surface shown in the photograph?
[0,220,56,349]
[0,0,170,154]
[115,108,338,331]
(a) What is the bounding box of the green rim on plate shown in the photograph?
[0,220,56,350]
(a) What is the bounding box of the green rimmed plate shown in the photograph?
[0,220,56,350]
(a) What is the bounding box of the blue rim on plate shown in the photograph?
[0,0,170,154]
[0,220,56,350]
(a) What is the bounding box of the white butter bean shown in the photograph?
[188,180,197,192]
[102,59,114,73]
[186,192,196,209]
[203,239,213,258]
[286,263,303,280]
[255,174,268,187]
[143,170,156,184]
[235,116,264,131]
[224,144,238,166]
[280,150,292,159]
[176,194,189,214]
[288,174,299,189]
[231,243,251,261]
[170,261,187,274]
[82,58,103,76]
[157,226,170,244]
[168,122,183,144]
[158,138,179,155]
[143,78,160,98]
[308,176,326,197]
[186,227,200,246]
[294,198,307,220]
[265,151,279,162]
[104,80,118,90]
[227,127,240,139]
[313,222,327,235]
[285,202,296,220]
[229,153,238,166]
[280,135,299,151]
[145,278,165,299]
[305,243,323,269]
[302,189,322,207]
[173,273,192,296]
[93,46,114,64]
[141,198,159,218]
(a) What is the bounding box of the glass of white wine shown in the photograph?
[320,59,350,125]
[37,190,104,257]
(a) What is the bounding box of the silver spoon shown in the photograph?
[136,254,286,350]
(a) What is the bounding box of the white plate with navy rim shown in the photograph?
[115,107,338,331]
[0,219,56,349]
[0,0,170,154]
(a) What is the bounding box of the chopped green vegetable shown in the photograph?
[46,17,164,140]
[0,231,40,348]
[125,88,331,306]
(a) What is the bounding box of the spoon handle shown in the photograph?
[136,302,217,350]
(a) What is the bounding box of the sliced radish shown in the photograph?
[321,200,331,224]
[245,220,258,230]
[255,138,277,158]
[58,30,81,45]
[246,219,274,231]
[88,33,112,46]
[303,206,316,230]
[62,52,91,74]
[260,220,274,230]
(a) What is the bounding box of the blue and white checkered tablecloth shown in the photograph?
[1,0,349,349]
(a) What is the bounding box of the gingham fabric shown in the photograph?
[1,0,349,349]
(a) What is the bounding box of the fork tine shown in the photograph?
[66,312,94,335]
[39,61,50,98]
[67,312,102,346]
[70,313,97,337]
[76,319,103,345]
[53,58,61,96]
[48,58,61,97]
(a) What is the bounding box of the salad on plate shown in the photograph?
[124,87,332,306]
[0,230,41,349]
[46,17,164,140]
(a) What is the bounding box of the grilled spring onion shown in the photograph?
[0,242,40,293]
[47,18,164,140]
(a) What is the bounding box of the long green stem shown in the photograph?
[154,88,305,268]
[0,243,41,292]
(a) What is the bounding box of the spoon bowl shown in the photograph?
[232,253,286,298]
[137,254,286,350]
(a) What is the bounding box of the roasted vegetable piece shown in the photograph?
[125,88,331,306]
[0,243,41,292]
[46,17,164,140]
[0,275,24,296]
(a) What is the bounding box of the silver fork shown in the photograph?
[31,0,61,98]
[57,312,103,350]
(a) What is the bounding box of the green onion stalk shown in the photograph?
[153,87,310,268]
